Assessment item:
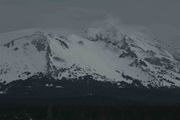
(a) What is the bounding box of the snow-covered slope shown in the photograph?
[0,27,180,88]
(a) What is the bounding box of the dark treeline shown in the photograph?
[0,105,180,120]
[1,75,180,119]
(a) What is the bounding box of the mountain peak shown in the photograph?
[0,29,180,89]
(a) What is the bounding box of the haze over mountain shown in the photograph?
[1,1,180,120]
[0,0,180,103]
[0,0,180,49]
[0,22,180,96]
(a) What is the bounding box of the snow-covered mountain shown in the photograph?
[0,27,180,91]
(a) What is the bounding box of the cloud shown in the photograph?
[0,0,180,50]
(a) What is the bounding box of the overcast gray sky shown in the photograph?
[0,0,180,48]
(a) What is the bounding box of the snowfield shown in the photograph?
[0,26,180,88]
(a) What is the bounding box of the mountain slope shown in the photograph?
[0,27,180,91]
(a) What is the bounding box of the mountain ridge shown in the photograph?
[0,27,180,94]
